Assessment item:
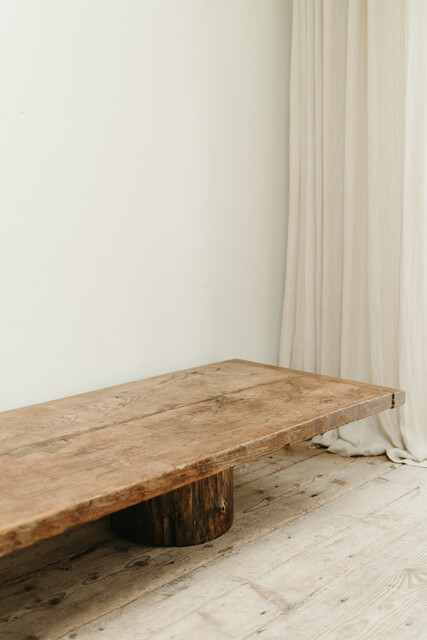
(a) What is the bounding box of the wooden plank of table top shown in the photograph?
[0,359,405,557]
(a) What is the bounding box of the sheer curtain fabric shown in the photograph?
[280,0,427,466]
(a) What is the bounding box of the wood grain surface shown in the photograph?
[111,469,233,546]
[0,359,405,556]
[0,445,424,640]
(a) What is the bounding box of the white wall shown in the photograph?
[0,0,292,411]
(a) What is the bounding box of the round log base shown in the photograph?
[111,468,234,546]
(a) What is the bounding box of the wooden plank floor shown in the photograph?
[1,442,426,640]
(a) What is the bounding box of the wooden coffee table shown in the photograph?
[0,360,405,556]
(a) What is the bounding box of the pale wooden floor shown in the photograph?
[1,442,426,640]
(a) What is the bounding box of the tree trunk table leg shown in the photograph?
[111,468,233,546]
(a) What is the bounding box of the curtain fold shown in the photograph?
[279,0,427,466]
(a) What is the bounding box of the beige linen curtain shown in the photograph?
[279,0,427,466]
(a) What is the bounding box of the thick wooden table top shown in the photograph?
[0,359,405,556]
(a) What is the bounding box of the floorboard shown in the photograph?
[0,442,425,640]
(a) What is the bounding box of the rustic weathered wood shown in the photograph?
[1,448,425,640]
[111,469,233,546]
[0,442,322,588]
[0,359,405,556]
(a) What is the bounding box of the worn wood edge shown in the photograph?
[230,359,406,401]
[391,390,406,408]
[0,392,396,558]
